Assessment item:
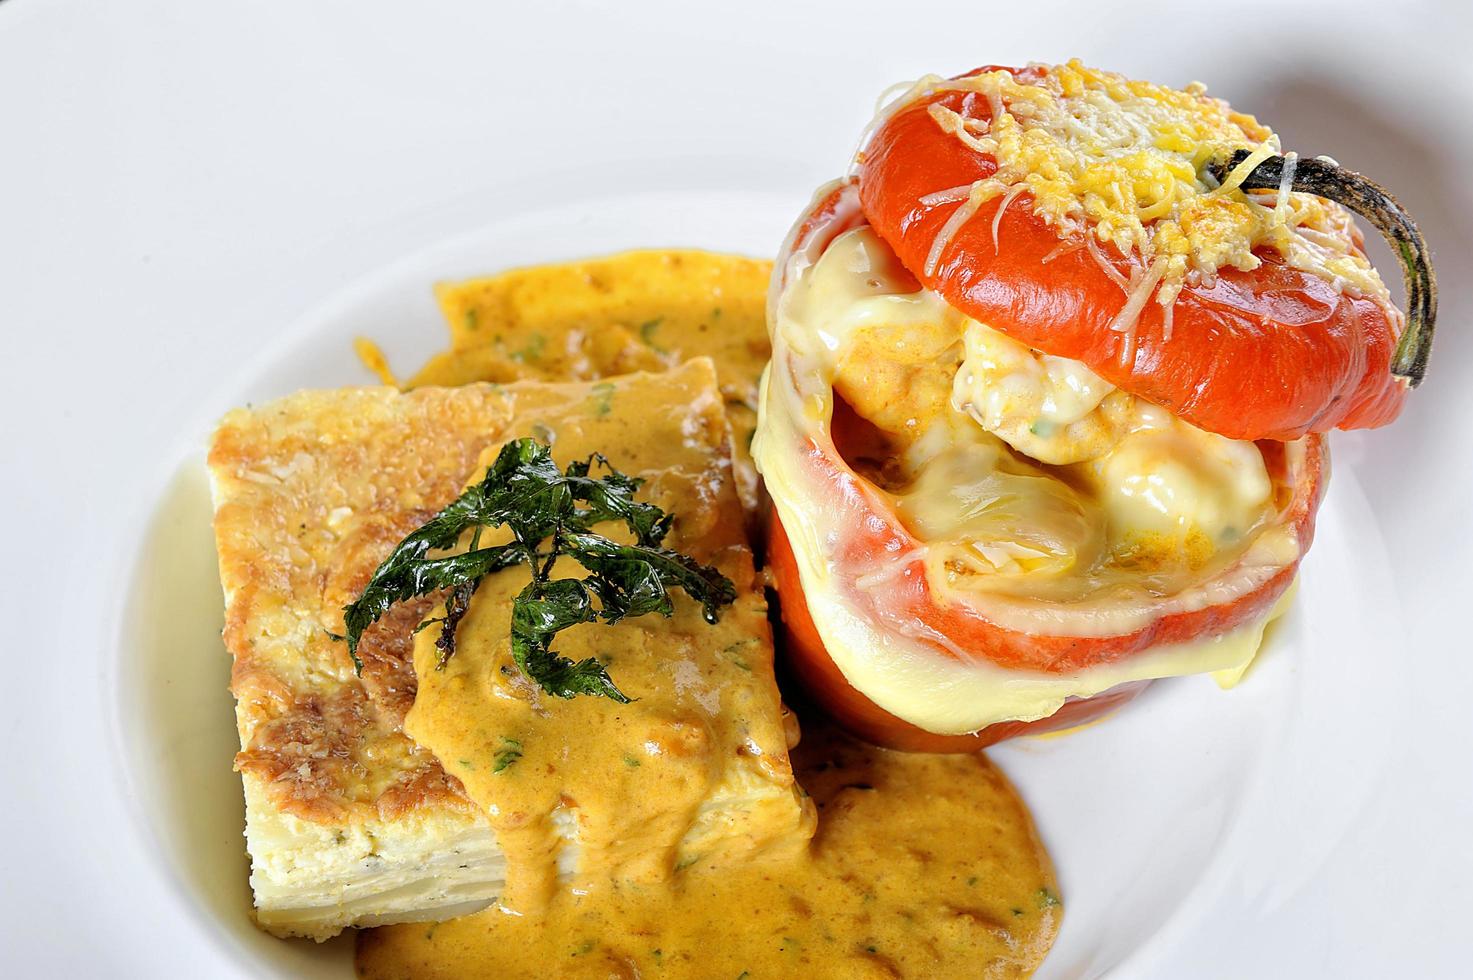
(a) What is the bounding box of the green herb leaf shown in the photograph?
[510,577,629,701]
[492,738,522,773]
[435,578,479,668]
[336,438,735,701]
[475,436,571,545]
[567,533,737,624]
[639,317,667,353]
[510,332,546,363]
[563,458,671,546]
[342,543,524,670]
[590,382,616,417]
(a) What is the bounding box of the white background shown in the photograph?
[3,1,1471,976]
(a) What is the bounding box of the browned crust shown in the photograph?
[210,384,522,823]
[210,365,746,827]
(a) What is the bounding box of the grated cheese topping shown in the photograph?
[866,60,1394,335]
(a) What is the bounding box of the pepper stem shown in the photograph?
[1207,149,1437,387]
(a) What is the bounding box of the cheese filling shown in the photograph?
[755,193,1304,733]
[951,323,1275,581]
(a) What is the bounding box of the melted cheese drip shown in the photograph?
[755,205,1302,733]
[1083,402,1272,551]
[952,322,1274,560]
[799,572,1295,734]
[888,60,1392,328]
[894,421,1105,580]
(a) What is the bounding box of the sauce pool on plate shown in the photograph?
[357,723,1059,979]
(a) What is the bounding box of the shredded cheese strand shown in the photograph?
[920,184,977,207]
[1274,151,1299,223]
[1214,142,1278,196]
[1107,255,1169,335]
[1040,240,1082,264]
[928,103,994,154]
[1086,234,1132,295]
[924,181,1004,276]
[883,60,1394,337]
[991,183,1030,254]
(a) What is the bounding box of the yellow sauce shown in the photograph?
[358,723,1059,979]
[407,250,772,510]
[401,360,812,917]
[349,251,1061,977]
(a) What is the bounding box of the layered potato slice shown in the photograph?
[208,359,808,939]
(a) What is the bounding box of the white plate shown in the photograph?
[110,186,1402,979]
[5,2,1472,977]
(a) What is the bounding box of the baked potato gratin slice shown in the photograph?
[208,359,811,939]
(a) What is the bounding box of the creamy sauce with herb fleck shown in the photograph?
[409,250,773,511]
[399,361,811,918]
[358,725,1058,979]
[353,253,1060,978]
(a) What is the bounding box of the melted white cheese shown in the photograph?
[1084,402,1272,547]
[894,416,1105,579]
[754,184,1304,733]
[954,320,1131,465]
[800,565,1295,734]
[953,321,1274,551]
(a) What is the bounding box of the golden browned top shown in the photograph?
[209,363,753,825]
